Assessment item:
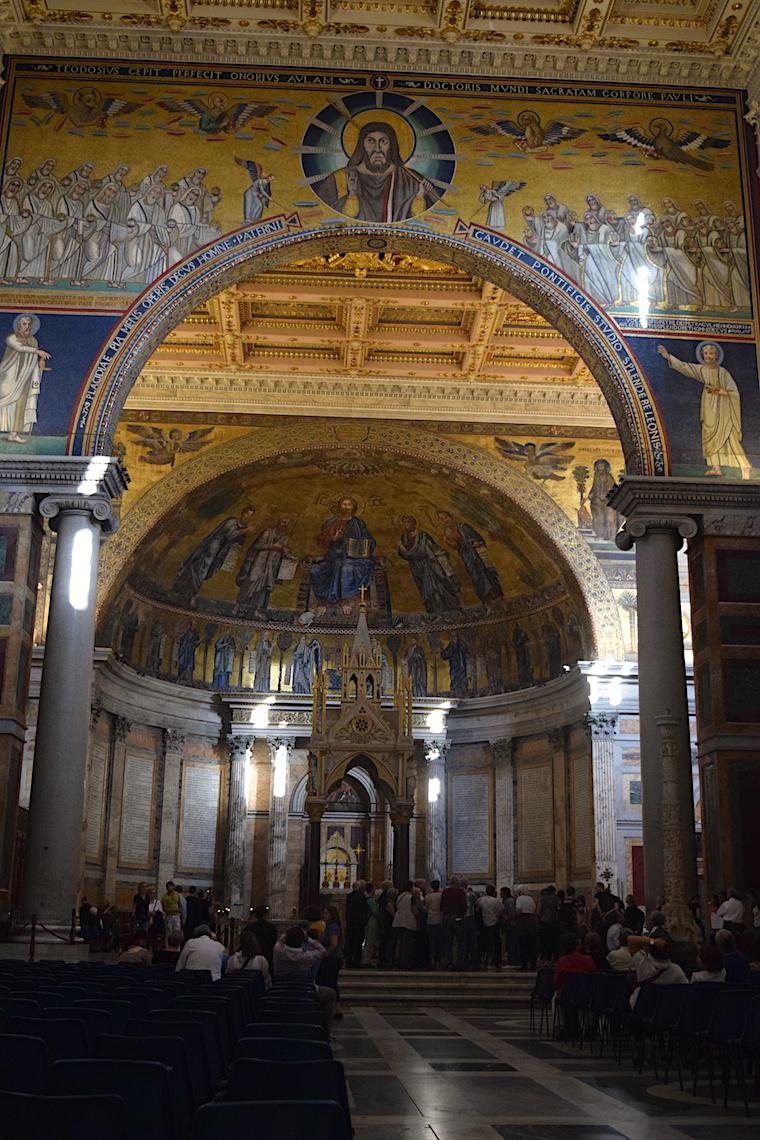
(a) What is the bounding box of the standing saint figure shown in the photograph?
[585,459,619,542]
[397,514,461,613]
[0,314,51,443]
[212,634,236,690]
[292,635,320,695]
[235,515,291,616]
[437,510,503,604]
[173,505,256,604]
[657,342,751,479]
[177,625,200,683]
[442,636,468,698]
[309,496,376,611]
[512,625,533,688]
[251,633,273,693]
[315,120,439,223]
[406,641,428,698]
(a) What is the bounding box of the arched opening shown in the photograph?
[72,225,664,476]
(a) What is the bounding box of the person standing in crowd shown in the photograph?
[175,924,226,979]
[227,929,271,988]
[184,885,204,939]
[148,890,165,952]
[345,878,369,968]
[477,884,504,969]
[537,885,562,961]
[751,892,760,963]
[393,881,419,970]
[560,887,578,934]
[274,927,336,1036]
[380,884,398,966]
[515,888,538,971]
[362,883,381,966]
[132,882,150,932]
[623,894,645,936]
[100,899,117,952]
[441,875,467,971]
[461,879,480,970]
[717,888,746,936]
[176,885,187,930]
[246,904,278,969]
[162,881,182,939]
[426,880,443,968]
[500,887,518,966]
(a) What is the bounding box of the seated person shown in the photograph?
[629,939,687,1007]
[118,931,152,965]
[607,928,636,972]
[273,926,336,1035]
[227,929,271,988]
[175,924,226,981]
[154,929,182,964]
[554,932,596,996]
[583,931,610,971]
[715,929,751,983]
[691,942,726,983]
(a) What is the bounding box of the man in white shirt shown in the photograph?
[175,924,226,981]
[425,880,443,968]
[716,890,746,934]
[477,884,504,969]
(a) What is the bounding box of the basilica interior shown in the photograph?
[0,8,758,1133]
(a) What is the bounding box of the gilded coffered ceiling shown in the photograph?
[127,252,614,427]
[4,0,760,90]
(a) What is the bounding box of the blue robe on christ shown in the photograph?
[309,514,376,604]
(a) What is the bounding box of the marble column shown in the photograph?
[103,715,131,903]
[304,798,326,907]
[616,513,698,911]
[267,737,291,918]
[657,714,701,941]
[587,713,618,892]
[492,738,515,889]
[157,730,185,892]
[426,741,448,884]
[224,735,249,919]
[391,800,414,888]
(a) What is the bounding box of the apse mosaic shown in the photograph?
[104,448,590,697]
[0,57,756,476]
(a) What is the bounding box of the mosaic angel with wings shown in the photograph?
[495,439,575,482]
[157,93,276,135]
[470,110,584,151]
[22,87,142,129]
[597,118,730,171]
[127,426,215,466]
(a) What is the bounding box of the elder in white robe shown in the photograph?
[0,315,50,441]
[658,342,751,479]
[121,189,169,284]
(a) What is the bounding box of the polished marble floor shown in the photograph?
[334,1006,760,1140]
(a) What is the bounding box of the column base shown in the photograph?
[663,901,701,944]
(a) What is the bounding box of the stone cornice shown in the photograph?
[129,371,613,427]
[611,476,760,527]
[0,457,129,501]
[1,27,755,89]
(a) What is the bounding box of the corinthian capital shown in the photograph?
[587,712,617,739]
[227,734,251,761]
[164,729,185,753]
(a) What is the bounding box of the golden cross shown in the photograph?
[359,585,368,604]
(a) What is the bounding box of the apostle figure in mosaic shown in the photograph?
[235,515,291,616]
[436,510,503,605]
[173,505,256,605]
[0,314,50,443]
[397,514,461,614]
[657,341,751,480]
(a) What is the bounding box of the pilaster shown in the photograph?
[156,729,185,891]
[491,738,515,890]
[225,734,249,918]
[103,715,132,902]
[267,736,292,918]
[425,740,448,885]
[587,713,618,892]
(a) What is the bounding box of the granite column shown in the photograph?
[23,493,119,925]
[224,735,249,919]
[267,737,291,918]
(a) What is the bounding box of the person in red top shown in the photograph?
[554,932,597,996]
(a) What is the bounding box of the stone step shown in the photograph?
[339,968,536,1006]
